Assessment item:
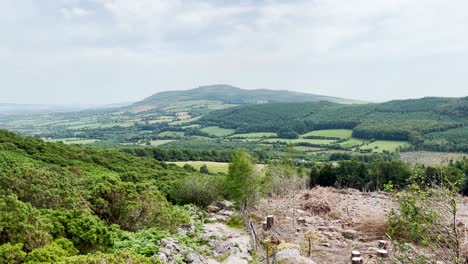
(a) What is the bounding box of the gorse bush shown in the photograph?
[0,130,194,261]
[0,243,26,264]
[170,174,225,207]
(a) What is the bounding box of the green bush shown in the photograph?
[25,238,78,263]
[113,228,170,257]
[0,195,53,251]
[226,214,244,229]
[170,174,225,207]
[0,243,26,264]
[61,250,161,264]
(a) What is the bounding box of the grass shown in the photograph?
[169,115,204,125]
[360,140,409,153]
[301,129,353,139]
[158,131,185,138]
[200,126,235,137]
[263,138,337,145]
[148,140,175,146]
[168,161,230,174]
[339,138,368,148]
[228,132,277,139]
[44,138,100,145]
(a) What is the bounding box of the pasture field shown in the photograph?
[301,129,353,139]
[339,138,367,148]
[263,138,337,145]
[201,126,235,137]
[360,140,408,153]
[158,131,185,138]
[170,115,204,125]
[44,138,100,145]
[168,161,230,174]
[148,140,175,146]
[228,132,277,139]
[294,146,322,152]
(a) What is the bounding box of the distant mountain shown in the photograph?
[0,103,87,116]
[133,84,363,109]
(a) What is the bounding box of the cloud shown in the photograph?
[0,0,468,104]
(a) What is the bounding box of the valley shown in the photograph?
[1,85,468,263]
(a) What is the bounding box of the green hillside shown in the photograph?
[199,97,468,152]
[134,84,362,109]
[0,130,197,262]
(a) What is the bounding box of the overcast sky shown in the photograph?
[1,0,468,105]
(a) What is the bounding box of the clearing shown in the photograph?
[201,126,236,137]
[168,161,230,174]
[360,140,408,153]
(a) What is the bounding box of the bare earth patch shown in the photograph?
[252,187,396,263]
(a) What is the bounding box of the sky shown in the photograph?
[1,0,468,105]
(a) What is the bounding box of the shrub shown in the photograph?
[25,238,78,263]
[388,185,465,263]
[0,243,26,264]
[226,214,244,229]
[170,174,225,207]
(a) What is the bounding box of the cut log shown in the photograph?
[351,257,363,264]
[378,240,388,249]
[351,250,361,258]
[378,249,389,258]
[266,215,274,230]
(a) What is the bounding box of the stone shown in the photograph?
[185,252,207,264]
[156,252,168,263]
[341,229,358,240]
[207,205,221,213]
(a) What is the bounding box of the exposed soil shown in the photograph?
[400,151,467,166]
[250,187,468,263]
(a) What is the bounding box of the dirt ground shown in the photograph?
[400,151,466,166]
[251,187,468,264]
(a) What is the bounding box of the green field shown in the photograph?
[168,161,229,174]
[170,115,204,125]
[228,132,277,139]
[339,138,367,148]
[264,138,337,145]
[201,126,235,137]
[148,140,175,146]
[158,131,185,138]
[301,129,353,139]
[360,140,409,153]
[44,138,100,145]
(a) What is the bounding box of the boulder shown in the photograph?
[207,205,221,213]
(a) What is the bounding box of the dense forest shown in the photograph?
[199,97,468,152]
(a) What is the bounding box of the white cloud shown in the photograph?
[0,0,468,104]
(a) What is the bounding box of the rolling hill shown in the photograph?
[135,84,362,106]
[198,97,468,152]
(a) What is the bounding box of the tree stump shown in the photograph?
[297,217,306,224]
[378,249,389,258]
[351,250,361,258]
[351,257,363,264]
[266,215,274,230]
[378,240,388,249]
[262,221,268,231]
